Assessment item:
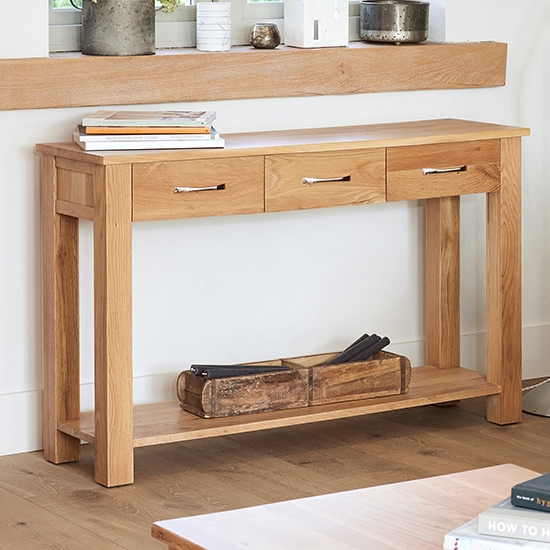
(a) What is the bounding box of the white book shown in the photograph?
[73,131,225,151]
[75,125,217,142]
[478,497,550,543]
[444,517,550,549]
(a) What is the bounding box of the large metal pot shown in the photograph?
[75,0,156,56]
[360,0,429,44]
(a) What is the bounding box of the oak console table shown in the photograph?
[37,119,529,487]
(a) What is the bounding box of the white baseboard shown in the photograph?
[0,389,42,457]
[388,324,550,380]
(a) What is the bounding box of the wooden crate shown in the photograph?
[177,360,309,418]
[177,351,411,417]
[283,350,411,406]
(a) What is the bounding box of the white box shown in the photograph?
[284,0,349,48]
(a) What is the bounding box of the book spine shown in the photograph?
[82,118,210,128]
[444,533,529,549]
[73,134,225,151]
[81,133,215,142]
[512,487,550,513]
[85,126,211,135]
[478,513,550,543]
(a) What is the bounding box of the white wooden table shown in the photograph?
[151,463,538,550]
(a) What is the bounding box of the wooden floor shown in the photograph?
[2,395,550,549]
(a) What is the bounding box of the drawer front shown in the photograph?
[265,149,386,212]
[133,157,264,221]
[387,140,501,201]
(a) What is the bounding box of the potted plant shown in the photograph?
[70,0,182,56]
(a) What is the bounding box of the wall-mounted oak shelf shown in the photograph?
[2,41,506,111]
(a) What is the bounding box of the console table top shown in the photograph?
[36,118,530,166]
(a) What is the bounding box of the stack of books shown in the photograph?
[444,472,550,549]
[73,109,224,151]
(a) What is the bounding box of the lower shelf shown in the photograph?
[58,366,500,448]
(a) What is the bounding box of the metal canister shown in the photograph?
[360,0,430,44]
[80,0,155,56]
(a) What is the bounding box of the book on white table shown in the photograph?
[512,472,550,513]
[444,516,550,549]
[478,497,550,544]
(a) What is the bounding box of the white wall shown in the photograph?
[0,0,48,58]
[1,0,549,456]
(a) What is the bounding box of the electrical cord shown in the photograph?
[522,376,550,392]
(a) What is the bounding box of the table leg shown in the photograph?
[41,154,81,464]
[425,196,461,369]
[486,137,523,425]
[93,164,134,486]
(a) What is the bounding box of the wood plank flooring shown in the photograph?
[2,394,550,549]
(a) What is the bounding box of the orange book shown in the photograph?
[85,126,211,135]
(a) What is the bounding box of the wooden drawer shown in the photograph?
[387,140,501,201]
[133,157,264,221]
[265,149,386,212]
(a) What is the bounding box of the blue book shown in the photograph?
[512,473,550,513]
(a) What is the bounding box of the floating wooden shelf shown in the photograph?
[2,41,506,111]
[58,366,500,448]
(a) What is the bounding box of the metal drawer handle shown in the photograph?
[422,166,467,175]
[173,184,226,193]
[302,175,351,185]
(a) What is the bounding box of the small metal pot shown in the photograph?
[250,23,281,49]
[360,0,430,45]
